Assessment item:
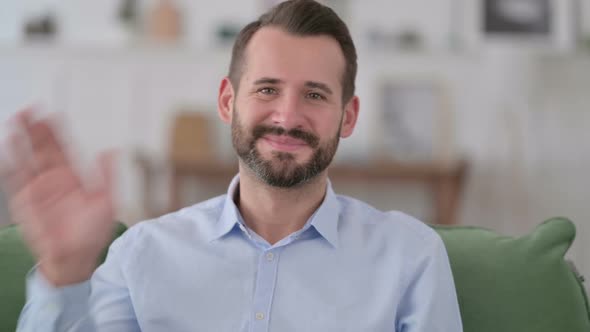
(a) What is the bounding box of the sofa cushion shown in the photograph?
[432,217,590,332]
[0,225,35,332]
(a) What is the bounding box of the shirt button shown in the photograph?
[266,252,274,261]
[255,312,265,320]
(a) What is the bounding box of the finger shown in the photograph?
[21,114,69,174]
[30,123,69,174]
[0,108,39,193]
[16,110,83,191]
[12,107,36,128]
[0,131,37,195]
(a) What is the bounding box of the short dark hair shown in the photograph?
[228,0,357,103]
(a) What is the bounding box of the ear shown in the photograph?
[217,77,235,124]
[340,96,359,138]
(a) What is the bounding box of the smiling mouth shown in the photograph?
[261,135,308,152]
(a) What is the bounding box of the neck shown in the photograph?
[236,163,328,245]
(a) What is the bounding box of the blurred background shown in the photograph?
[0,0,589,276]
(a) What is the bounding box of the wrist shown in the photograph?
[39,261,97,287]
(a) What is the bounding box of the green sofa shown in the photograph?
[1,218,589,331]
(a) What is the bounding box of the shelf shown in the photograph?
[135,152,469,225]
[0,43,233,61]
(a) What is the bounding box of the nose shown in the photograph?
[270,92,303,130]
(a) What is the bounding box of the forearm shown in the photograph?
[17,223,141,332]
[17,270,97,332]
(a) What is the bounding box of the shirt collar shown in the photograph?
[208,174,340,248]
[208,175,242,242]
[307,180,340,248]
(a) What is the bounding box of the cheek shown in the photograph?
[314,112,343,137]
[232,109,254,129]
[239,100,273,124]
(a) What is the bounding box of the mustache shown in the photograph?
[252,125,319,149]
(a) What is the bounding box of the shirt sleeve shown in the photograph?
[396,235,464,332]
[16,228,141,332]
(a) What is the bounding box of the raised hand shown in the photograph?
[0,109,116,286]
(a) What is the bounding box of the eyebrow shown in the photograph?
[253,77,283,85]
[305,81,333,95]
[253,77,334,95]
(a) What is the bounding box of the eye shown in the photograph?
[307,92,326,100]
[258,87,277,95]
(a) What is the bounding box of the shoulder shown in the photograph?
[112,195,227,254]
[336,195,443,248]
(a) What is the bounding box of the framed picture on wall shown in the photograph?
[484,0,552,36]
[374,79,454,164]
[466,0,578,51]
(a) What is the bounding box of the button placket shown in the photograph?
[250,248,282,332]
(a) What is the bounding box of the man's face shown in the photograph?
[231,104,340,188]
[228,27,350,188]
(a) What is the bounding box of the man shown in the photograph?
[3,1,462,331]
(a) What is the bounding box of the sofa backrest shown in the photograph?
[1,219,589,331]
[433,217,590,332]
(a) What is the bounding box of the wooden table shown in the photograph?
[136,154,468,225]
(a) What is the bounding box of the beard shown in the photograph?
[231,108,340,188]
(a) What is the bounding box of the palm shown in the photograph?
[25,167,114,263]
[1,110,116,285]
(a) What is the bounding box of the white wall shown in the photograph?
[1,1,589,277]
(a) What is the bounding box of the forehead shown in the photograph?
[241,26,346,92]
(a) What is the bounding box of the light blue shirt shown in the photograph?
[17,175,463,331]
